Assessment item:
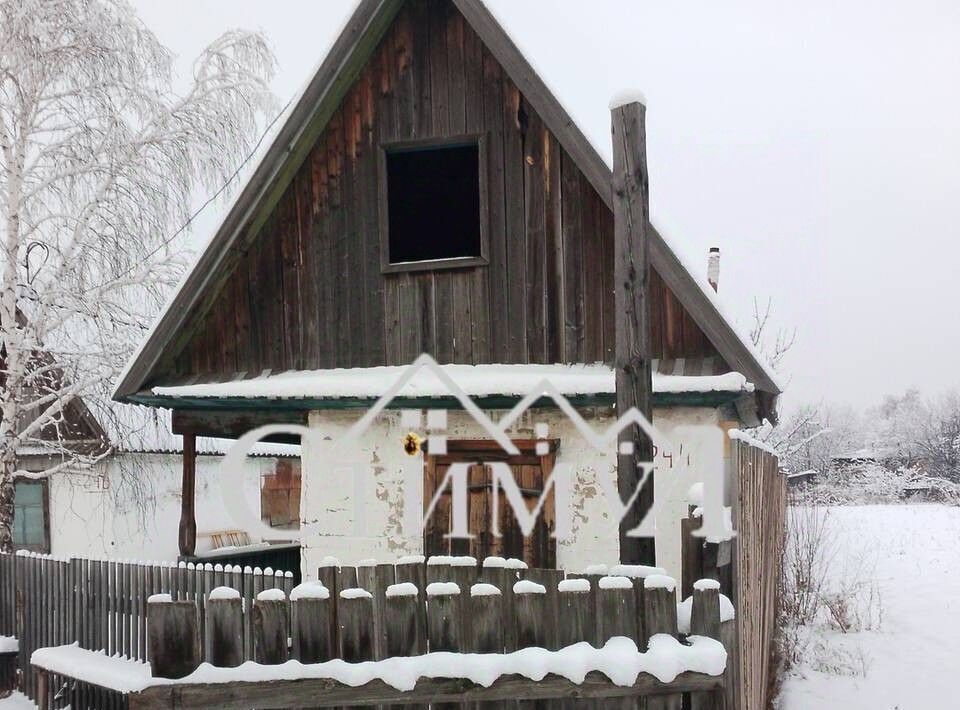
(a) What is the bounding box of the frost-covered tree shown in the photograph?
[0,0,276,551]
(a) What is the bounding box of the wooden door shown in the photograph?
[423,439,558,568]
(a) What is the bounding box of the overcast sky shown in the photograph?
[132,0,960,414]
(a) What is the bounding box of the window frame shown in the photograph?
[12,477,51,554]
[378,133,490,274]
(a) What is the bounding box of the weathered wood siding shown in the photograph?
[168,0,722,382]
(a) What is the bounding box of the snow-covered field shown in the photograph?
[777,504,960,710]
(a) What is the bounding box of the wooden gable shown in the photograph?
[161,0,725,384]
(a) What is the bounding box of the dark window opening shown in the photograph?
[386,143,482,265]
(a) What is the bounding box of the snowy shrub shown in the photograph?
[790,463,960,506]
[776,506,882,682]
[779,506,834,627]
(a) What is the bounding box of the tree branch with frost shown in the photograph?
[0,0,276,551]
[14,446,114,480]
[750,297,797,372]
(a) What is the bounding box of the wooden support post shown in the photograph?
[178,433,198,557]
[147,598,200,679]
[206,592,244,667]
[611,98,655,565]
[292,587,334,663]
[253,592,289,665]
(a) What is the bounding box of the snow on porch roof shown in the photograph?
[150,363,754,403]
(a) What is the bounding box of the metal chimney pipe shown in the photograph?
[707,247,721,292]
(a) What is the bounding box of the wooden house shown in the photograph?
[114,0,780,580]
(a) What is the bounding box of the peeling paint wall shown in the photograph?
[301,406,725,581]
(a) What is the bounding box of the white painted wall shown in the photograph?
[300,406,724,581]
[47,453,274,561]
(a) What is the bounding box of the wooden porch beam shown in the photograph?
[171,408,307,440]
[612,97,655,565]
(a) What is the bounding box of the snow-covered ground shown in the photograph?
[0,693,35,710]
[777,504,960,709]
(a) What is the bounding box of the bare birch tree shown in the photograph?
[0,0,276,551]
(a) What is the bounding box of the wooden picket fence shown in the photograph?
[729,438,787,710]
[25,557,734,709]
[0,551,295,706]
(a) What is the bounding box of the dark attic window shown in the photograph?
[382,140,486,272]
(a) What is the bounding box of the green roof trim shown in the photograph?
[128,390,744,412]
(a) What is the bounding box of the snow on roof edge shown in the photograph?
[150,363,755,401]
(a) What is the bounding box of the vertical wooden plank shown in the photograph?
[690,582,723,710]
[291,586,334,663]
[511,580,547,650]
[556,578,593,648]
[644,576,682,710]
[243,566,256,662]
[147,598,200,679]
[206,593,244,667]
[502,76,527,362]
[253,593,290,665]
[480,48,509,362]
[385,583,422,656]
[426,583,461,652]
[339,589,374,662]
[395,559,427,657]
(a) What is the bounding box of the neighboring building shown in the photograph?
[13,403,300,560]
[785,469,818,487]
[113,0,781,581]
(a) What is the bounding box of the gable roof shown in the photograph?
[113,0,781,418]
